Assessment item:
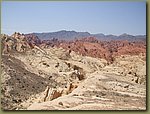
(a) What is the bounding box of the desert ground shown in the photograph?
[1,32,146,110]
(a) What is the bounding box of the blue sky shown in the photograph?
[2,1,146,35]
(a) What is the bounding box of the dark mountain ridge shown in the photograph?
[31,30,146,41]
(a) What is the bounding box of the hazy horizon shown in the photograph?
[2,1,146,36]
[1,29,146,36]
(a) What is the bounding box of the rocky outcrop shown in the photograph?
[1,33,31,54]
[27,71,146,110]
[40,38,60,48]
[42,86,63,102]
[58,50,71,60]
[57,37,146,63]
[113,55,146,85]
[24,34,41,46]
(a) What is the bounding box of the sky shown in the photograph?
[2,1,146,35]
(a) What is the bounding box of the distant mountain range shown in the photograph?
[31,30,146,41]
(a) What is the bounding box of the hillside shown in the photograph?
[31,30,146,41]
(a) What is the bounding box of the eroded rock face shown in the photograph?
[57,37,146,63]
[2,33,30,53]
[1,32,43,54]
[27,71,146,110]
[24,34,41,46]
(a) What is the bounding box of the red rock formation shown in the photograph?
[57,37,146,63]
[2,33,146,63]
[24,34,41,46]
[40,38,60,48]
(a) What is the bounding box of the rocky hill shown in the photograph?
[43,37,146,63]
[32,30,90,41]
[32,30,146,41]
[1,32,146,110]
